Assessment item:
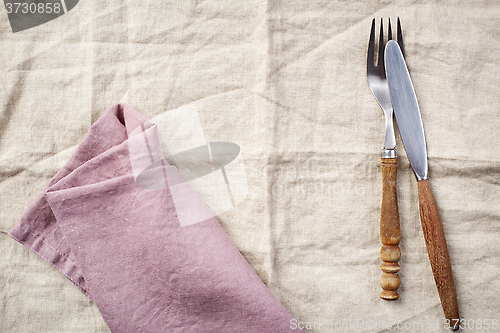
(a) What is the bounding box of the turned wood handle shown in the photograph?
[417,179,460,328]
[379,157,401,300]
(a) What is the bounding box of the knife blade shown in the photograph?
[385,40,460,330]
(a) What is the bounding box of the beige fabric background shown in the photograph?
[1,1,499,332]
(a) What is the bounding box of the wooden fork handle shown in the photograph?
[379,156,401,300]
[417,179,460,328]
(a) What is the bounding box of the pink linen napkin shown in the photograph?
[9,103,301,333]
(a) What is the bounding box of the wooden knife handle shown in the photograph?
[379,157,401,300]
[417,179,460,328]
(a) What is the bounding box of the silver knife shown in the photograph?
[385,40,460,331]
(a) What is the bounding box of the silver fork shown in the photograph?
[368,17,405,153]
[367,17,405,301]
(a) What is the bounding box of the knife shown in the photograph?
[385,40,460,330]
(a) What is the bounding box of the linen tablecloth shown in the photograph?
[1,1,500,332]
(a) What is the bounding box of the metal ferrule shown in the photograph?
[381,148,397,159]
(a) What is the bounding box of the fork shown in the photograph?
[367,18,405,301]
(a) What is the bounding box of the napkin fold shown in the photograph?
[9,104,301,333]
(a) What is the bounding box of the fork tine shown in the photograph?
[367,18,376,69]
[378,18,384,67]
[397,17,405,58]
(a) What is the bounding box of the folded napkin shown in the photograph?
[9,104,301,333]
